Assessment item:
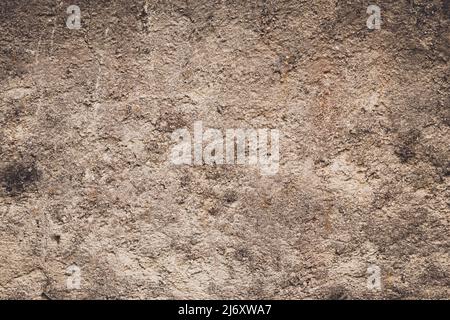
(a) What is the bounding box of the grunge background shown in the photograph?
[0,0,449,299]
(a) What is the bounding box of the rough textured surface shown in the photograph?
[0,0,449,299]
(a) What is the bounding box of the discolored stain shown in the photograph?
[1,161,40,195]
[445,163,450,176]
[325,286,351,300]
[223,190,238,204]
[234,248,251,262]
[51,234,61,244]
[156,111,187,133]
[444,0,450,18]
[395,144,416,163]
[394,129,421,163]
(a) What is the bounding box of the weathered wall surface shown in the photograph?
[0,0,449,299]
